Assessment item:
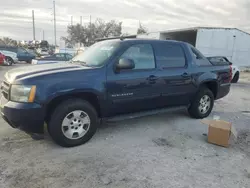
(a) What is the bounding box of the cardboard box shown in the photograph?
[201,119,237,147]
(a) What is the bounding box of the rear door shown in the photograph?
[153,42,195,106]
[106,43,163,115]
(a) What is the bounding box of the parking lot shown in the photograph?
[0,64,250,188]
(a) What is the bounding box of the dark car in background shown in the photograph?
[32,53,73,64]
[0,46,35,63]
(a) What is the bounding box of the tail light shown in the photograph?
[229,65,232,82]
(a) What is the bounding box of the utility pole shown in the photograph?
[71,16,73,25]
[53,0,57,46]
[80,16,82,25]
[32,10,36,40]
[42,30,45,40]
[90,15,92,26]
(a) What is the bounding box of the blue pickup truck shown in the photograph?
[0,39,231,147]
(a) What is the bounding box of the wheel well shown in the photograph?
[202,81,218,98]
[45,92,101,123]
[5,56,13,61]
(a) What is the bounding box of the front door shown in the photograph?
[106,43,162,116]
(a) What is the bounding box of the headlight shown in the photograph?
[10,85,36,102]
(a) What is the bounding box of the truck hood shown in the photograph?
[5,63,90,83]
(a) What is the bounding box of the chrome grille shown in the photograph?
[1,81,10,100]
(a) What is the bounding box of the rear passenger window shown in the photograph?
[154,43,186,68]
[120,44,155,70]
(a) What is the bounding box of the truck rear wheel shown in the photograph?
[48,99,98,147]
[188,87,214,119]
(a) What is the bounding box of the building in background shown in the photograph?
[137,27,250,67]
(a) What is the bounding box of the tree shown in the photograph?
[61,18,122,47]
[137,23,148,35]
[0,37,18,46]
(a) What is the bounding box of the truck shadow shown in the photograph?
[98,109,189,132]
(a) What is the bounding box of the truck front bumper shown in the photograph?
[0,96,45,134]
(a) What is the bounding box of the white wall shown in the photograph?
[196,28,250,67]
[137,32,160,39]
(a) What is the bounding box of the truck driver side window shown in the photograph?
[120,44,155,70]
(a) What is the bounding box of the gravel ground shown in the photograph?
[0,65,250,188]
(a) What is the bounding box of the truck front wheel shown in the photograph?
[188,87,214,119]
[48,99,98,147]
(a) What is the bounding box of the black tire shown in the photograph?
[48,99,98,147]
[5,57,13,66]
[188,87,214,119]
[26,60,32,64]
[231,72,239,83]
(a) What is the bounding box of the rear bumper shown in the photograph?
[215,83,230,100]
[1,97,45,134]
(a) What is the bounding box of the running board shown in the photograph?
[105,106,187,122]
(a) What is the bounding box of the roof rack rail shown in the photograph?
[95,34,137,42]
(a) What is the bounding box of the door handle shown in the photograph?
[181,73,190,78]
[147,75,159,81]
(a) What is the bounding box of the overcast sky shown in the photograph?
[1,0,250,44]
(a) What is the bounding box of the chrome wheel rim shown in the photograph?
[61,110,90,140]
[6,59,11,65]
[198,95,211,114]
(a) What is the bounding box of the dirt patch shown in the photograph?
[241,111,250,114]
[152,138,173,147]
[234,130,250,156]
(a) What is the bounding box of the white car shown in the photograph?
[207,56,240,83]
[37,48,49,58]
[0,50,18,65]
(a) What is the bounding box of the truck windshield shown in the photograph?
[71,40,120,67]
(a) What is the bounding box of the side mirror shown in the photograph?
[116,58,135,71]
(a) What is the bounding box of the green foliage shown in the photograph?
[137,23,148,34]
[0,37,18,46]
[62,19,122,47]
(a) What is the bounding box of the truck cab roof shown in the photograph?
[101,38,188,45]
